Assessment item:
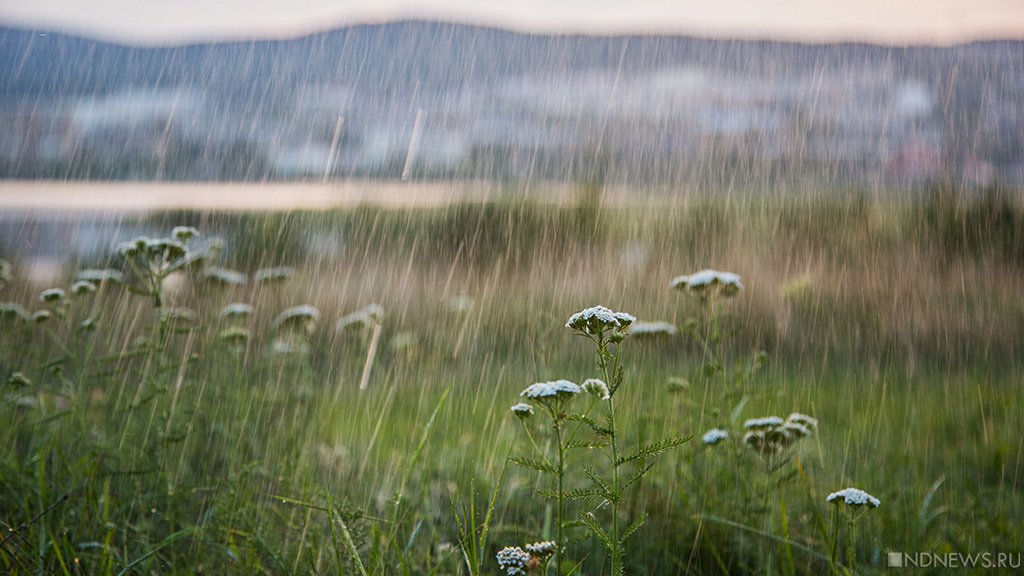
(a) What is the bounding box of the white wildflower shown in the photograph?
[520,379,581,400]
[670,269,744,297]
[201,266,247,286]
[628,320,679,337]
[336,303,385,332]
[826,488,881,508]
[171,226,199,242]
[144,238,187,261]
[786,412,818,430]
[116,236,150,258]
[1,302,31,322]
[32,310,52,323]
[272,305,320,331]
[39,288,65,302]
[79,318,98,332]
[581,378,610,400]
[182,239,224,269]
[496,546,531,576]
[743,416,785,429]
[566,305,635,334]
[70,281,96,296]
[702,428,729,445]
[221,303,255,320]
[510,403,534,418]
[783,422,812,438]
[77,269,124,285]
[524,540,557,557]
[254,266,294,283]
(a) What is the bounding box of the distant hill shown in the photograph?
[1,21,1022,187]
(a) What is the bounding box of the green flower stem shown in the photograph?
[595,333,623,574]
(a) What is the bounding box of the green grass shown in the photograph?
[1,189,1022,574]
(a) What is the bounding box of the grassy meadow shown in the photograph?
[1,186,1022,574]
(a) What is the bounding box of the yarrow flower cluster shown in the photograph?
[336,303,385,332]
[496,546,531,576]
[670,269,744,297]
[565,305,635,335]
[1,302,31,323]
[520,379,581,400]
[524,541,557,557]
[510,403,534,418]
[39,288,65,303]
[743,416,785,429]
[627,320,679,338]
[581,378,610,400]
[826,487,881,508]
[702,428,729,445]
[272,305,320,332]
[221,303,255,320]
[70,281,96,296]
[742,413,818,455]
[253,266,294,284]
[201,266,247,286]
[77,268,124,285]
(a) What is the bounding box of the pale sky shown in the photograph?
[0,0,1022,45]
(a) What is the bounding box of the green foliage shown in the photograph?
[0,199,1021,575]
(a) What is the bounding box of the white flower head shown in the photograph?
[786,412,818,431]
[221,303,255,320]
[273,305,320,332]
[510,403,534,418]
[702,428,729,445]
[670,269,744,297]
[201,266,247,286]
[520,379,581,401]
[581,378,610,400]
[144,238,188,262]
[172,226,199,242]
[40,288,65,303]
[496,546,531,576]
[70,281,97,296]
[743,416,785,429]
[77,268,124,285]
[524,540,557,557]
[783,422,812,438]
[0,302,31,322]
[116,236,150,258]
[337,303,385,332]
[32,310,52,323]
[826,488,881,509]
[628,320,679,338]
[566,305,635,334]
[254,266,294,284]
